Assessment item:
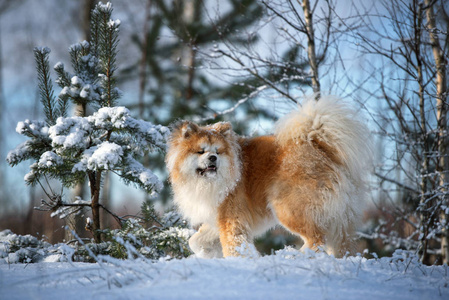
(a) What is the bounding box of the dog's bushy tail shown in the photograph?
[275,96,372,184]
[275,96,372,254]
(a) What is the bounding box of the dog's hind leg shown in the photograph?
[277,211,326,253]
[189,223,223,258]
[270,191,326,253]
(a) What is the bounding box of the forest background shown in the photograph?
[0,0,448,265]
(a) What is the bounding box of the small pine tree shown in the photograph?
[6,2,169,243]
[99,200,193,260]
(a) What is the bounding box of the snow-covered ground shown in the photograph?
[1,248,447,300]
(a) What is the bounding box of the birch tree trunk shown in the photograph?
[300,0,320,99]
[424,0,449,264]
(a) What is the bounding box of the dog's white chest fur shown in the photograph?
[173,178,235,226]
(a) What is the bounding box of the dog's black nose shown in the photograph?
[209,155,217,162]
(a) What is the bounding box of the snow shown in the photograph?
[69,41,89,52]
[87,141,123,170]
[108,19,121,28]
[54,61,64,70]
[90,106,129,129]
[49,116,92,150]
[62,74,100,101]
[23,164,37,183]
[0,249,447,300]
[123,155,163,195]
[49,197,91,219]
[97,2,112,10]
[34,46,51,55]
[70,75,82,86]
[138,170,161,190]
[15,119,48,137]
[38,151,63,167]
[6,141,32,166]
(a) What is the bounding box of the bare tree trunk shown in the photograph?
[185,45,196,101]
[100,172,111,229]
[82,0,97,42]
[424,0,449,264]
[138,0,152,119]
[300,0,320,99]
[88,170,102,243]
[180,0,199,101]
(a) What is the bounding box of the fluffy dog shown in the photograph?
[166,96,372,258]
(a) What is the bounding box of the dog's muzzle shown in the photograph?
[196,155,218,176]
[196,164,217,176]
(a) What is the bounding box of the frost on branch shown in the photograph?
[6,120,51,167]
[122,155,163,196]
[38,151,63,168]
[7,106,169,194]
[49,116,92,151]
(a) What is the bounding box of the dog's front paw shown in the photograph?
[193,246,223,259]
[188,224,223,258]
[234,242,260,258]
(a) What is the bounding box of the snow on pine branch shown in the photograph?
[49,116,92,151]
[7,106,169,194]
[38,151,63,168]
[96,1,113,13]
[6,120,52,167]
[121,155,163,196]
[69,143,122,174]
[16,119,49,139]
[60,75,101,102]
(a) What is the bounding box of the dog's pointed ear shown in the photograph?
[177,121,199,139]
[213,122,233,137]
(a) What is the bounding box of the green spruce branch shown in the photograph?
[34,47,56,126]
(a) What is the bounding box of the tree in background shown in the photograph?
[6,2,169,243]
[124,0,313,127]
[0,0,27,223]
[356,0,449,264]
[201,0,356,115]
